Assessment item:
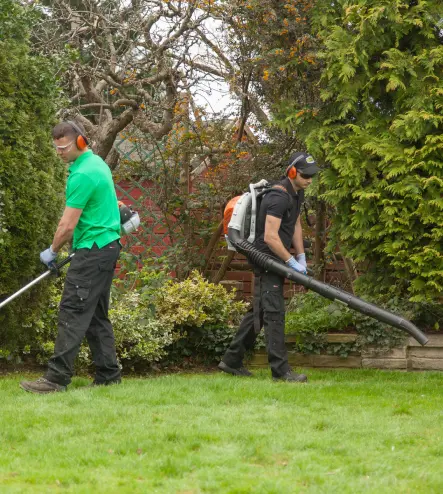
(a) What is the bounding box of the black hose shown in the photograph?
[228,228,428,346]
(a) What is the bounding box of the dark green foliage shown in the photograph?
[285,292,357,356]
[0,0,65,352]
[282,0,443,301]
[286,291,355,335]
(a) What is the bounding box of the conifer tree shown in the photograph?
[290,0,443,301]
[0,0,65,351]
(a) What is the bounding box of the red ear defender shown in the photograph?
[66,120,88,150]
[286,165,297,179]
[76,135,88,150]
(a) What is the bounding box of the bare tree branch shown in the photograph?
[31,0,215,160]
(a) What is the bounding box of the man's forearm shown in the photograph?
[292,220,304,255]
[51,223,74,253]
[50,207,82,253]
[266,236,292,262]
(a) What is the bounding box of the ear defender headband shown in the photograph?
[286,154,305,180]
[67,120,88,150]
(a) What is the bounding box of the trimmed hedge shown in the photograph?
[0,0,65,354]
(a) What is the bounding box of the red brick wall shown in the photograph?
[116,179,348,300]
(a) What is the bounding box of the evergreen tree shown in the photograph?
[291,0,443,301]
[0,0,65,353]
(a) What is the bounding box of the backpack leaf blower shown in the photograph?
[224,181,428,346]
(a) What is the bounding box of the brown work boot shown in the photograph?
[273,371,308,383]
[20,377,67,394]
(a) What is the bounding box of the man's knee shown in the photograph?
[264,310,285,331]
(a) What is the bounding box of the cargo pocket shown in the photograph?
[262,285,285,313]
[62,276,92,312]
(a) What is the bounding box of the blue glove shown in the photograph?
[285,256,307,274]
[296,253,307,268]
[40,246,57,267]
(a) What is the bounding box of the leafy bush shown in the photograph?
[110,291,179,365]
[155,271,248,361]
[19,254,176,369]
[112,251,172,311]
[286,292,354,335]
[32,274,65,364]
[3,254,249,368]
[285,291,355,355]
[155,271,247,329]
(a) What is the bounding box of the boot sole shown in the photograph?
[19,383,66,394]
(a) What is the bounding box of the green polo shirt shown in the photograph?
[67,150,120,250]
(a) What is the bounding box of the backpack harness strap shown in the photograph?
[272,184,288,193]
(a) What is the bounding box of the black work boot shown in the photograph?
[20,377,67,394]
[273,370,308,383]
[218,361,253,377]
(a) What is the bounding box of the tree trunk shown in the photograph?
[203,220,224,275]
[212,250,235,284]
[342,254,358,294]
[314,198,327,282]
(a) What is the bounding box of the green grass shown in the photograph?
[0,369,442,493]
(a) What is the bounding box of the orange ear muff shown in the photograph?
[66,120,88,150]
[76,135,88,150]
[286,165,297,179]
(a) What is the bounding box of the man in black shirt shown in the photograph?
[219,152,320,382]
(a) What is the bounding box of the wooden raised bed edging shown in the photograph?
[249,333,443,371]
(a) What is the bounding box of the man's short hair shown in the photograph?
[52,121,85,140]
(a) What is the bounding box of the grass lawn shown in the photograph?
[0,369,442,493]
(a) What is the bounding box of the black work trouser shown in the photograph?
[45,241,121,386]
[222,270,290,377]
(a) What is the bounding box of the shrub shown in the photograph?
[285,291,355,355]
[155,271,247,329]
[155,271,248,361]
[110,291,179,365]
[286,291,355,335]
[6,260,249,368]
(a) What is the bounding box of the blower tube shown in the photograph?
[228,228,428,346]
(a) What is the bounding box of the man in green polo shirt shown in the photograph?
[20,121,122,393]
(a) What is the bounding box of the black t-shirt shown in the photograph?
[253,178,304,258]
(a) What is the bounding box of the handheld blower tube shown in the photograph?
[228,228,428,346]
